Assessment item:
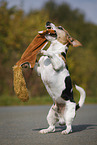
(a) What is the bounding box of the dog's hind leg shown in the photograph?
[39,105,58,134]
[61,102,76,135]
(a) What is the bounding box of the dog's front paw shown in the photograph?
[41,50,47,55]
[41,50,52,57]
[61,129,72,135]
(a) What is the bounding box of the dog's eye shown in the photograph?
[58,26,63,30]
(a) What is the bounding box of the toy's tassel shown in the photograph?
[13,65,29,102]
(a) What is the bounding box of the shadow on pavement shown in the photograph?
[32,124,97,134]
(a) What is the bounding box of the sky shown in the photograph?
[6,0,97,25]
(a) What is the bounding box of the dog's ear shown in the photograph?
[63,28,82,47]
[67,36,82,47]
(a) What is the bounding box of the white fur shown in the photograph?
[34,23,86,134]
[75,85,86,108]
[35,41,69,103]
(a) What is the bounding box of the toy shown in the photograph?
[13,29,56,102]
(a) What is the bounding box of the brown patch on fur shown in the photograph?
[52,102,65,114]
[56,27,82,47]
[59,54,67,64]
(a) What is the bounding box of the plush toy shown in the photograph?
[13,29,56,102]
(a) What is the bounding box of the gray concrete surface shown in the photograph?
[0,105,97,145]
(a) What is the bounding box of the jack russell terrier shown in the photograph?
[34,22,86,134]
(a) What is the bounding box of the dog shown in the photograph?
[34,22,86,134]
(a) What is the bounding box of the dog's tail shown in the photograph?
[75,85,86,111]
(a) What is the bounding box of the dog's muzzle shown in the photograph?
[46,21,57,38]
[46,21,51,29]
[49,31,57,38]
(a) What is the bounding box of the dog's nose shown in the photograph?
[46,21,51,26]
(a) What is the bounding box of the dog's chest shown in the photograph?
[39,56,56,82]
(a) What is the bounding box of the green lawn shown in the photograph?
[0,95,97,106]
[0,95,53,106]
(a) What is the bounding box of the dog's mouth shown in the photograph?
[47,29,57,38]
[46,21,51,29]
[46,22,57,38]
[46,26,51,29]
[49,32,57,38]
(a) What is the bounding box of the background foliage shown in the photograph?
[0,0,97,104]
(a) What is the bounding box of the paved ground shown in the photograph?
[0,105,97,145]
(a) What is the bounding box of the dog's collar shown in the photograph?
[59,54,66,64]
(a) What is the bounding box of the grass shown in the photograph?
[0,95,53,106]
[0,94,97,106]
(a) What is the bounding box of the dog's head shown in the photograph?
[45,21,82,47]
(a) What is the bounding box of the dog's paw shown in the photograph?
[39,127,55,134]
[39,129,49,134]
[41,50,53,57]
[61,129,72,135]
[41,50,47,55]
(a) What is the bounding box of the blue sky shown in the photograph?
[6,0,97,24]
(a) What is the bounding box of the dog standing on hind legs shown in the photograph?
[34,22,86,134]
